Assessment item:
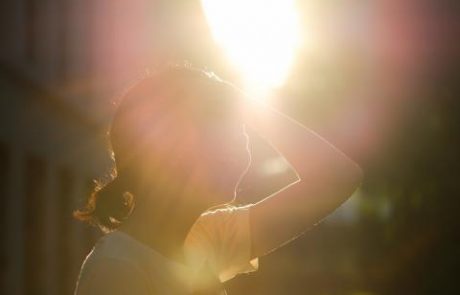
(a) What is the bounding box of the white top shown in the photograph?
[74,205,259,295]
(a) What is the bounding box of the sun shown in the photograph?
[201,0,301,98]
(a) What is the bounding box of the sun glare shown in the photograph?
[201,0,301,97]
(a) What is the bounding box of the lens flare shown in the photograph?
[201,0,301,96]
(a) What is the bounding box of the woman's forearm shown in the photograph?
[245,101,364,257]
[246,101,363,185]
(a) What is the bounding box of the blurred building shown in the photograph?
[0,1,114,294]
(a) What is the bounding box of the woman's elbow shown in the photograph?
[352,162,364,186]
[341,161,364,198]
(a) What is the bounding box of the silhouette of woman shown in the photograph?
[74,65,363,294]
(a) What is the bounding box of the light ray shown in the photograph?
[201,0,301,97]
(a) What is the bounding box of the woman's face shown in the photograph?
[139,119,251,208]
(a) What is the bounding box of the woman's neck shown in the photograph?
[118,197,206,264]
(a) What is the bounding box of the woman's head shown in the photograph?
[74,66,251,232]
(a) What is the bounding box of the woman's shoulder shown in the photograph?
[75,255,153,295]
[75,232,152,291]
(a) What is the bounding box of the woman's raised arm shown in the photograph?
[245,100,364,258]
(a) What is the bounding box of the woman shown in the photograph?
[73,66,363,294]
